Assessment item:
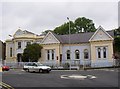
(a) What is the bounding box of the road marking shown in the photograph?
[52,70,79,71]
[0,82,14,89]
[61,74,97,80]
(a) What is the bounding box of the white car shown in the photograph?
[23,62,51,73]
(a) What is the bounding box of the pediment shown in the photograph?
[13,29,35,38]
[89,26,113,41]
[42,32,60,44]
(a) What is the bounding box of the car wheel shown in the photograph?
[27,69,29,72]
[39,69,43,73]
[47,70,50,73]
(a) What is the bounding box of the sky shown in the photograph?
[0,0,119,42]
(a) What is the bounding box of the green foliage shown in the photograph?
[42,30,52,35]
[113,27,120,59]
[53,17,96,35]
[114,37,120,52]
[75,17,96,32]
[22,43,43,62]
[114,27,120,37]
[54,21,76,35]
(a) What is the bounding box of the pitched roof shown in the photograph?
[23,30,35,35]
[51,30,114,44]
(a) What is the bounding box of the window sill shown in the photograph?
[97,58,107,60]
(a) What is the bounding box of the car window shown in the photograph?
[32,63,37,66]
[26,63,33,66]
[37,64,44,66]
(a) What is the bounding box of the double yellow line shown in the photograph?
[0,82,14,89]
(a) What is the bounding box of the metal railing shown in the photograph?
[3,59,120,69]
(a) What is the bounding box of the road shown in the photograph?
[2,68,119,88]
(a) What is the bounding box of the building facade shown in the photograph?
[5,26,114,67]
[0,40,6,64]
[5,29,44,63]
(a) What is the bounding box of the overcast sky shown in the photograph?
[0,0,119,42]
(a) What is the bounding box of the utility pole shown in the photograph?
[67,17,71,70]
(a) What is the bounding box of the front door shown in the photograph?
[17,53,22,62]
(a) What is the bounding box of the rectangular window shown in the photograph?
[27,42,31,46]
[10,47,12,57]
[52,50,54,60]
[47,50,50,60]
[84,49,89,59]
[67,50,70,60]
[97,48,101,59]
[18,42,21,49]
[67,54,70,59]
[103,47,107,58]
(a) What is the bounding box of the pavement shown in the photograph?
[1,68,119,88]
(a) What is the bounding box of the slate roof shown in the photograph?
[52,30,114,44]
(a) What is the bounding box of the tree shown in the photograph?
[54,21,76,35]
[114,27,120,37]
[113,27,120,66]
[75,17,96,32]
[114,27,120,53]
[22,43,43,62]
[41,30,52,35]
[53,17,96,35]
[114,37,120,53]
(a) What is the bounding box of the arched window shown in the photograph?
[84,49,89,59]
[67,50,70,60]
[98,48,101,58]
[103,47,106,58]
[75,50,80,59]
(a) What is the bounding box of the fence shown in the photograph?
[3,59,120,70]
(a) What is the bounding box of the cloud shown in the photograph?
[1,1,118,42]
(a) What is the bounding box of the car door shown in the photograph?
[29,63,39,72]
[33,63,39,72]
[28,63,35,72]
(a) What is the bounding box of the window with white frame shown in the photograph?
[52,50,54,60]
[18,42,21,49]
[97,48,101,58]
[26,41,31,46]
[10,47,12,57]
[96,46,107,59]
[47,50,50,60]
[75,50,80,59]
[67,50,70,60]
[84,49,89,59]
[103,47,106,58]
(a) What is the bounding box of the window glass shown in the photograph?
[18,42,21,49]
[47,50,50,60]
[98,48,101,58]
[75,50,79,59]
[84,49,89,59]
[52,50,54,60]
[27,42,31,46]
[10,47,12,57]
[103,47,106,58]
[67,50,70,60]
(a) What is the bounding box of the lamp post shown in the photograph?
[67,17,71,70]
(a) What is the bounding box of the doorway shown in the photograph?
[17,53,22,62]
